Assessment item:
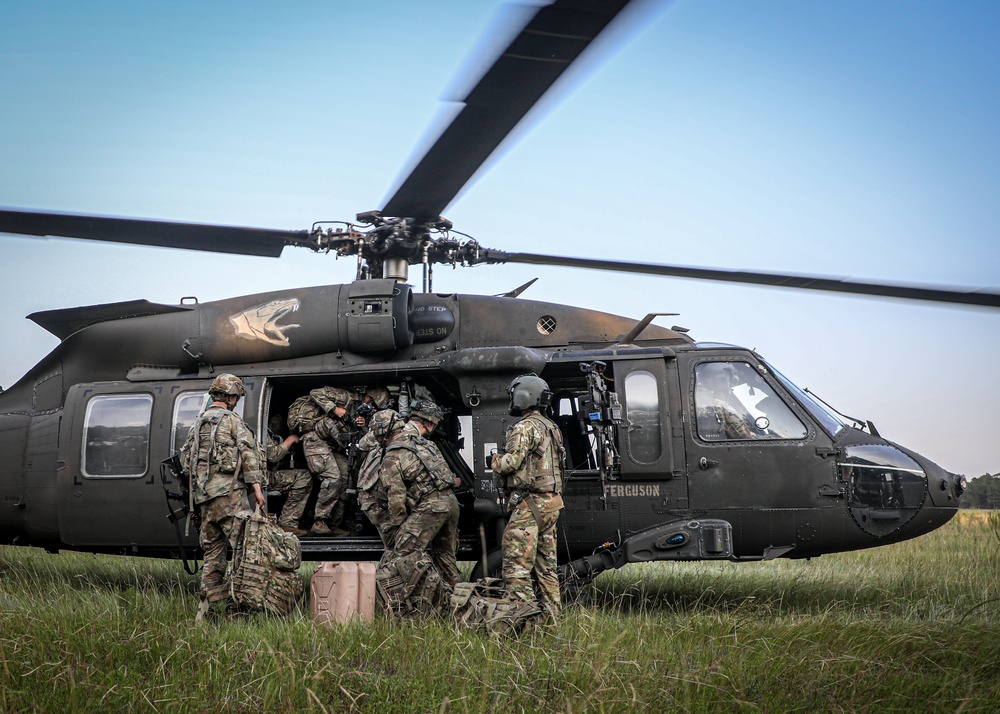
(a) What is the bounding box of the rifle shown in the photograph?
[159,455,200,575]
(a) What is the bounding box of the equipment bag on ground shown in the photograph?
[229,507,304,615]
[450,578,544,635]
[375,551,452,619]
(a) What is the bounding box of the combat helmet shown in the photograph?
[209,373,246,398]
[409,398,445,426]
[364,386,392,410]
[358,409,402,450]
[507,374,552,416]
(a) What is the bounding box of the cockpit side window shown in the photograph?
[695,362,806,441]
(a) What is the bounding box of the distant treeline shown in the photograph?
[959,473,1000,509]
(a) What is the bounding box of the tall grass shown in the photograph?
[1,511,998,712]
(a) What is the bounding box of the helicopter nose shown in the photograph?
[947,471,969,499]
[913,452,965,509]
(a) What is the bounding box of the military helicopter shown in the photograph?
[1,1,998,584]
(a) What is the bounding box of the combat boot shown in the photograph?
[194,596,216,625]
[310,521,335,536]
[279,524,309,536]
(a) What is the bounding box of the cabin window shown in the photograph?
[172,392,207,455]
[624,370,662,463]
[171,391,244,455]
[82,394,153,478]
[695,362,807,441]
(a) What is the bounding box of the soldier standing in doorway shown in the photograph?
[491,374,566,617]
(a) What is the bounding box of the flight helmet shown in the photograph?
[507,373,552,416]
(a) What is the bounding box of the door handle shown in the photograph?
[699,457,718,470]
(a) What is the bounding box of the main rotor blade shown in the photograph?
[0,209,310,258]
[382,0,634,221]
[499,252,1000,308]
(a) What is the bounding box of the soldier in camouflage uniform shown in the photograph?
[695,363,754,440]
[292,386,363,536]
[379,399,460,587]
[291,385,391,534]
[265,420,311,536]
[491,374,565,616]
[179,373,267,623]
[356,409,408,556]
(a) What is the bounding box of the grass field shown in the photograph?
[1,511,998,713]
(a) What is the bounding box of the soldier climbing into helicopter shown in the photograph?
[491,374,566,618]
[356,407,408,558]
[179,373,267,624]
[263,414,312,536]
[287,385,392,536]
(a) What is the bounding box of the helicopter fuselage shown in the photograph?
[0,281,963,576]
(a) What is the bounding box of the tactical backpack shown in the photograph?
[375,551,452,619]
[228,508,304,616]
[287,395,324,435]
[450,578,545,636]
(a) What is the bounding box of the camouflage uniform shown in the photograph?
[702,396,754,439]
[379,423,460,587]
[492,411,565,615]
[292,386,360,529]
[357,410,406,553]
[265,433,311,530]
[180,404,266,602]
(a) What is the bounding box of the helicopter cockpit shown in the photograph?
[694,361,807,441]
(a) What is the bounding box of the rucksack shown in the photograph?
[287,395,324,434]
[450,578,545,636]
[375,551,452,619]
[229,508,304,616]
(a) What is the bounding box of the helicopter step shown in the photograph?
[561,518,734,586]
[298,534,482,561]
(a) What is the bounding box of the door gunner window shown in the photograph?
[695,362,806,441]
[624,370,662,463]
[83,394,153,478]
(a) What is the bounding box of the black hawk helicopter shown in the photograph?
[1,0,997,583]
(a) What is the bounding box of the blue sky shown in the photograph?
[1,1,998,478]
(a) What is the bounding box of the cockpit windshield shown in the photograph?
[767,363,849,437]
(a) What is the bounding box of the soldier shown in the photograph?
[179,373,267,624]
[379,399,460,588]
[289,386,390,536]
[264,417,311,536]
[356,409,409,555]
[294,386,364,536]
[695,363,754,440]
[491,374,566,617]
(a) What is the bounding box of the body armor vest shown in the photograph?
[385,435,454,497]
[521,413,565,495]
[182,408,241,503]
